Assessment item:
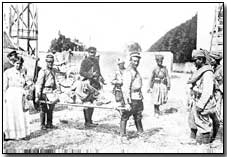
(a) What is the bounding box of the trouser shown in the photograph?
[120,100,144,136]
[188,107,197,139]
[209,111,220,142]
[193,107,212,144]
[40,103,55,126]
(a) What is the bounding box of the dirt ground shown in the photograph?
[3,72,223,153]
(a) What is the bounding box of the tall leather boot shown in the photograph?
[40,111,46,130]
[83,109,89,124]
[190,128,197,139]
[120,120,127,136]
[135,120,144,133]
[88,108,98,126]
[202,133,211,144]
[46,110,54,129]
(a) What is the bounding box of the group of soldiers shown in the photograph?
[187,49,223,145]
[3,44,223,145]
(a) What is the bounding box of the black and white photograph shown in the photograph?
[2,2,224,153]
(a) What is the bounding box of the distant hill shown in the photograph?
[148,14,197,63]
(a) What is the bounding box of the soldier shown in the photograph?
[209,51,223,115]
[35,54,59,130]
[148,54,170,117]
[79,46,105,128]
[111,58,126,105]
[187,49,216,144]
[120,51,144,138]
[208,51,222,142]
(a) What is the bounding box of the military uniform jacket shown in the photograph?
[80,56,104,90]
[191,65,216,112]
[122,66,143,102]
[149,65,170,89]
[36,68,57,98]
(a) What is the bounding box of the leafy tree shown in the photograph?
[148,14,197,63]
[49,33,84,52]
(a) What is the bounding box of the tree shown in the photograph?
[148,14,197,63]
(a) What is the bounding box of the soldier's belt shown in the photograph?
[44,86,54,88]
[131,88,141,92]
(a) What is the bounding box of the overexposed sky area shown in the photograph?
[4,3,218,52]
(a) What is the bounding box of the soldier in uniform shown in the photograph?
[209,51,223,117]
[148,54,170,117]
[208,51,222,142]
[187,49,216,144]
[35,54,59,130]
[111,58,126,105]
[79,46,105,128]
[120,51,144,138]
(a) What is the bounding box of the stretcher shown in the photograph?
[40,100,126,110]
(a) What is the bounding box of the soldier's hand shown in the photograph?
[125,104,131,111]
[167,87,170,91]
[147,88,152,93]
[35,97,40,104]
[195,106,203,113]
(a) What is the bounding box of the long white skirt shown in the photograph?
[151,83,168,106]
[3,87,30,140]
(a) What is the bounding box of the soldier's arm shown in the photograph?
[149,69,155,89]
[165,67,171,89]
[122,70,132,104]
[35,69,45,99]
[79,59,93,79]
[196,71,214,109]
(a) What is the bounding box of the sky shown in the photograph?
[3,3,219,52]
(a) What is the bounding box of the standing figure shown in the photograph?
[209,51,223,121]
[79,46,105,128]
[35,54,59,130]
[111,58,126,106]
[188,49,216,144]
[120,52,144,138]
[3,57,30,140]
[148,54,170,116]
[208,51,222,143]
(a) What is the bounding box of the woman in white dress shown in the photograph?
[3,56,30,140]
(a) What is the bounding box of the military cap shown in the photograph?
[209,51,222,60]
[15,56,24,64]
[7,50,18,58]
[155,54,164,61]
[130,52,141,59]
[87,46,97,53]
[192,49,207,58]
[117,58,125,64]
[45,54,54,62]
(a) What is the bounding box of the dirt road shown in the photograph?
[3,73,223,153]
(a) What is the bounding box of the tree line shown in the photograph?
[148,14,197,63]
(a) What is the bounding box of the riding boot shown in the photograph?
[120,120,127,136]
[88,108,98,126]
[190,128,197,139]
[135,120,144,133]
[84,108,97,127]
[40,111,46,129]
[83,109,89,125]
[46,110,54,128]
[154,105,160,115]
[202,133,211,144]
